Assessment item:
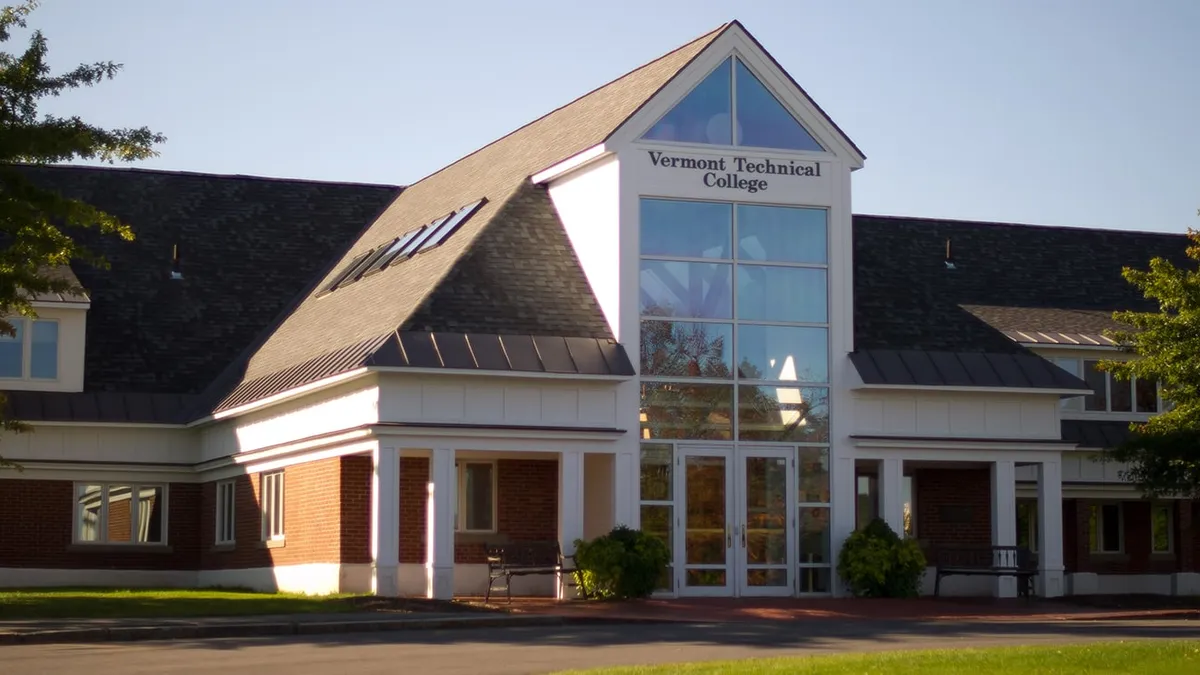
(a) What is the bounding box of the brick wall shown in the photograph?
[1070,499,1181,575]
[397,457,559,565]
[0,479,199,569]
[914,468,992,549]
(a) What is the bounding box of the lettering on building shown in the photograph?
[646,150,820,194]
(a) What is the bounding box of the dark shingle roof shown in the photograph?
[853,215,1191,352]
[11,165,400,397]
[200,24,729,414]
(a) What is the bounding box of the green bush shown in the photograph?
[836,518,927,598]
[572,525,670,600]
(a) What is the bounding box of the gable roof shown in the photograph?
[852,214,1191,353]
[200,24,729,416]
[9,164,400,402]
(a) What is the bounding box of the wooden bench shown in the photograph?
[485,541,575,603]
[933,545,1038,597]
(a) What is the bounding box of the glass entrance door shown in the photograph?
[675,447,735,596]
[737,449,796,596]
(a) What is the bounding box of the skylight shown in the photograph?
[319,198,488,296]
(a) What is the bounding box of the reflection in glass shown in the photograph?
[640,199,732,259]
[737,385,829,442]
[799,507,831,564]
[736,204,826,264]
[643,58,732,145]
[1111,376,1132,413]
[747,569,788,587]
[685,456,727,565]
[30,320,57,379]
[76,484,102,542]
[797,447,830,504]
[798,566,831,593]
[1136,377,1158,413]
[107,484,133,543]
[737,325,827,383]
[641,504,674,590]
[734,59,824,152]
[640,444,673,501]
[1084,360,1107,411]
[744,456,788,566]
[641,382,733,440]
[136,486,165,543]
[640,260,733,319]
[736,265,826,323]
[641,320,733,379]
[686,569,727,587]
[0,319,22,378]
[464,464,494,531]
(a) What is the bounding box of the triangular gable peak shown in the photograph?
[608,22,864,167]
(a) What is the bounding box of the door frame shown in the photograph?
[674,445,735,597]
[735,446,797,597]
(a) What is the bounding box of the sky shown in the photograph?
[20,0,1200,233]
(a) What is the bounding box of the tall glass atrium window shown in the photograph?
[641,56,824,152]
[638,198,829,442]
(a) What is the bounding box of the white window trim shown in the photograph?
[455,460,498,534]
[261,471,285,542]
[215,479,236,545]
[1151,503,1174,554]
[0,317,60,382]
[72,482,169,545]
[1055,357,1163,415]
[1089,502,1124,554]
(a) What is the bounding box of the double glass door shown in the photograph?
[675,446,796,597]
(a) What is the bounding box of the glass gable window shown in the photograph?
[641,56,824,153]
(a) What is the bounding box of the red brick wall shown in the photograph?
[397,458,559,565]
[914,468,992,549]
[1071,499,1180,575]
[0,479,199,570]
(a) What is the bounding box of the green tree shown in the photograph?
[1099,229,1200,497]
[0,1,164,466]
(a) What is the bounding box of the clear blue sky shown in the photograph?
[24,0,1200,233]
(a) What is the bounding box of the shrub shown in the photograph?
[572,525,670,600]
[836,518,927,598]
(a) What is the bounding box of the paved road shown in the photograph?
[4,619,1198,675]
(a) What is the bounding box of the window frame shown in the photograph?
[1053,357,1162,415]
[260,471,285,542]
[215,479,236,545]
[455,460,498,534]
[1151,503,1174,554]
[72,482,169,545]
[1088,502,1124,554]
[0,317,60,382]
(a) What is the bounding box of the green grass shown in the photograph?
[553,641,1200,675]
[0,587,369,620]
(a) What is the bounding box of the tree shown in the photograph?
[1099,229,1200,497]
[0,1,164,466]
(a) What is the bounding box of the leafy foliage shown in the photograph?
[0,1,163,467]
[836,518,926,598]
[572,525,670,600]
[1098,230,1200,497]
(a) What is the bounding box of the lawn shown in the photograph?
[553,641,1200,675]
[0,588,377,620]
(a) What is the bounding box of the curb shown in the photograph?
[0,614,672,646]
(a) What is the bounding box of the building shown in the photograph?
[0,21,1196,599]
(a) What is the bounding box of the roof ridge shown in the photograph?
[854,212,1190,238]
[8,162,402,190]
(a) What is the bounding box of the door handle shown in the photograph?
[726,525,732,549]
[740,524,746,549]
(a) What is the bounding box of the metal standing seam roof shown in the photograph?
[850,348,1092,391]
[1060,419,1135,449]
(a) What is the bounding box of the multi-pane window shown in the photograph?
[639,444,674,591]
[797,447,832,592]
[260,471,285,541]
[74,483,167,544]
[216,480,236,545]
[1151,504,1173,554]
[639,198,829,442]
[1052,358,1161,414]
[1088,503,1123,553]
[455,461,496,532]
[0,318,59,380]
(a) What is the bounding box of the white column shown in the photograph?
[829,453,857,597]
[559,451,585,600]
[880,458,905,536]
[426,447,456,600]
[371,445,401,596]
[1037,459,1065,598]
[991,460,1017,598]
[613,450,638,529]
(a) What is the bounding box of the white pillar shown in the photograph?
[613,450,638,529]
[880,458,905,536]
[426,447,456,600]
[1037,459,1065,598]
[371,445,401,596]
[559,451,585,600]
[991,460,1017,598]
[830,453,857,597]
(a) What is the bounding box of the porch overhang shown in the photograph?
[851,434,1078,457]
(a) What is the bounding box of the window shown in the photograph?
[74,483,167,544]
[455,461,495,532]
[1052,358,1162,414]
[261,471,284,541]
[1016,500,1038,552]
[0,318,59,380]
[639,444,674,591]
[1089,503,1123,553]
[1152,504,1173,553]
[216,480,236,545]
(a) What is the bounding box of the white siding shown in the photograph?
[0,424,197,464]
[853,390,1060,439]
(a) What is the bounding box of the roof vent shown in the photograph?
[170,243,184,280]
[944,237,956,270]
